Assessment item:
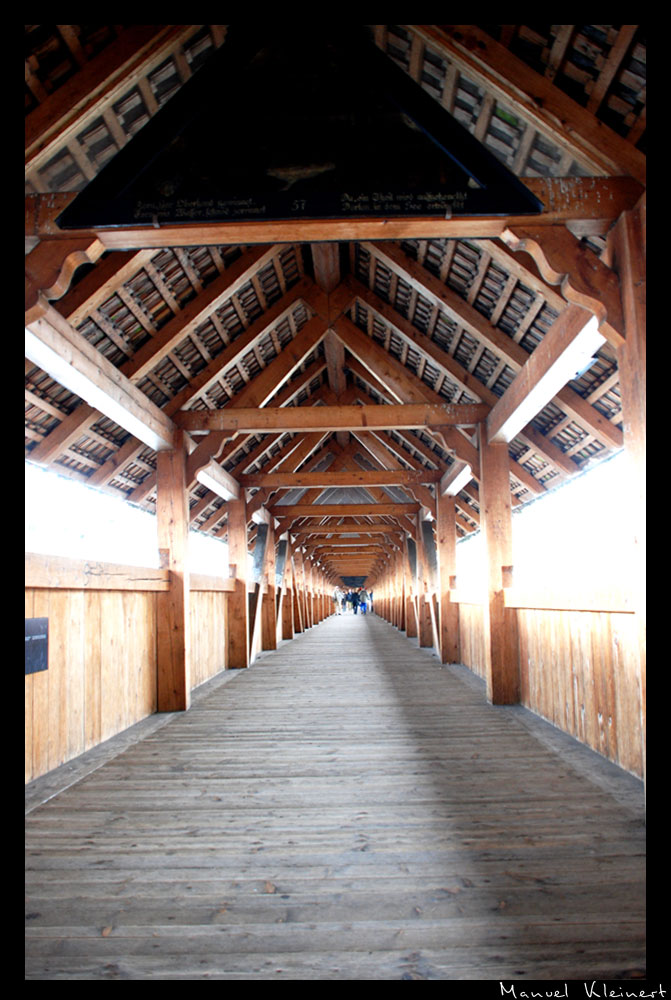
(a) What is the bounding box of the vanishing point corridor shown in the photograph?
[25,612,646,981]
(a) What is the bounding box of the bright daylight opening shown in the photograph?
[455,449,635,600]
[25,461,229,575]
[26,451,634,591]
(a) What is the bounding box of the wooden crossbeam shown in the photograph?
[238,469,442,488]
[175,402,489,434]
[269,503,419,518]
[27,176,645,246]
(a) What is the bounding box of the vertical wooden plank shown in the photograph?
[227,495,250,668]
[46,589,68,772]
[611,612,642,775]
[479,427,520,704]
[436,494,460,663]
[84,590,102,752]
[31,589,51,779]
[25,590,35,783]
[65,589,86,762]
[156,431,191,705]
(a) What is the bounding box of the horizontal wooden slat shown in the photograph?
[25,553,169,591]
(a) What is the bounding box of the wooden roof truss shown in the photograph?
[25,24,646,585]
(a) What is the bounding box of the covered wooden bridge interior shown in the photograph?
[25,25,647,981]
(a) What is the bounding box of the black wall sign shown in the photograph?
[25,618,49,675]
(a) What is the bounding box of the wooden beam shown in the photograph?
[269,502,420,518]
[487,304,605,444]
[176,402,489,434]
[27,175,645,246]
[294,525,405,537]
[121,245,281,383]
[439,461,473,496]
[238,469,442,488]
[366,240,623,451]
[347,275,580,481]
[412,25,646,184]
[195,459,240,501]
[25,296,176,452]
[25,27,196,168]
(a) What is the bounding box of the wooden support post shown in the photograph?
[396,547,406,631]
[227,496,250,668]
[291,549,304,634]
[436,494,460,664]
[156,430,190,711]
[417,516,435,649]
[280,542,294,641]
[479,426,520,704]
[404,535,418,639]
[608,196,646,784]
[249,523,269,664]
[261,520,277,651]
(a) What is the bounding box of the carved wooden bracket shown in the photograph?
[500,225,625,348]
[184,430,231,488]
[25,237,105,313]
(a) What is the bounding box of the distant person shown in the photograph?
[351,588,361,615]
[359,588,369,614]
[333,586,344,615]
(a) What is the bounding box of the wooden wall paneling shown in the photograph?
[592,612,615,761]
[190,590,227,688]
[611,612,643,776]
[514,606,642,778]
[458,603,486,680]
[517,608,531,707]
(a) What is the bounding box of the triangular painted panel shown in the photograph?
[57,24,543,229]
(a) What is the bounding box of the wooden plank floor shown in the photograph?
[25,612,646,981]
